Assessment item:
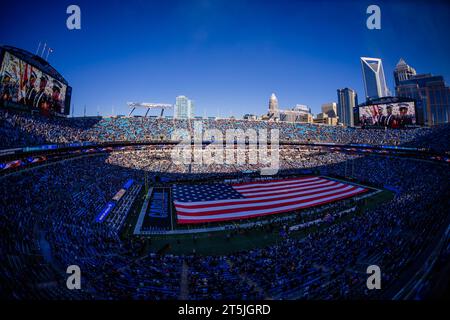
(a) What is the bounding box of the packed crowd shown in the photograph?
[1,143,449,299]
[105,146,361,178]
[1,110,449,153]
[198,156,449,299]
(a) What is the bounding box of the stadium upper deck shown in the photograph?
[1,110,450,153]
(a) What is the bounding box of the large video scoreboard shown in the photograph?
[0,46,71,116]
[358,98,417,129]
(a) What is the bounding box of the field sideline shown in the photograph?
[121,177,393,255]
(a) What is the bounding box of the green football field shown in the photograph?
[122,180,394,255]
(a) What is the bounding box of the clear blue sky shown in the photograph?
[1,0,449,117]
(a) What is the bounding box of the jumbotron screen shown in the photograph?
[358,102,416,128]
[0,51,68,115]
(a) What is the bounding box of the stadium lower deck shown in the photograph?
[1,112,449,300]
[1,143,449,300]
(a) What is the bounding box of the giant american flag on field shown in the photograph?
[172,176,368,224]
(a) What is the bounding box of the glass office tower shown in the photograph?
[175,96,194,119]
[361,57,389,101]
[337,88,358,127]
[397,74,450,125]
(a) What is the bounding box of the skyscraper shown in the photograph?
[396,74,450,125]
[175,95,194,119]
[268,93,279,118]
[337,88,358,127]
[321,102,338,118]
[314,103,338,125]
[360,57,389,101]
[278,105,312,123]
[394,58,416,87]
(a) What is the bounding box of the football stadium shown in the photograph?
[1,0,449,308]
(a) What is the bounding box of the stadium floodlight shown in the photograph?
[127,102,174,117]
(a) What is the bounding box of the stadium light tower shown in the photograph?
[127,102,174,118]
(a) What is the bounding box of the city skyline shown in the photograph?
[1,0,449,118]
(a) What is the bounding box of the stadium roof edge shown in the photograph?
[358,96,415,107]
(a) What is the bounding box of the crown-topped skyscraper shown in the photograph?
[394,58,416,87]
[268,93,279,118]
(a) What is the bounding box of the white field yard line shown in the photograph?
[138,177,383,235]
[320,175,380,191]
[133,187,153,235]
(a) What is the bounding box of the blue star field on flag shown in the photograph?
[172,184,245,202]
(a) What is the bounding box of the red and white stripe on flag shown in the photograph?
[175,176,368,224]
